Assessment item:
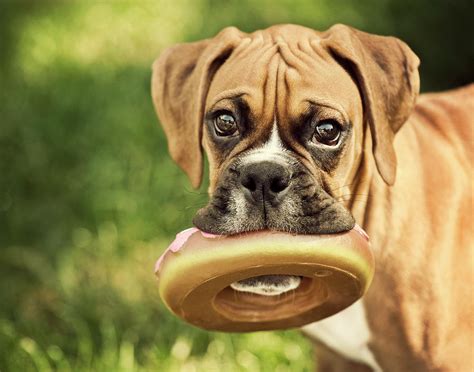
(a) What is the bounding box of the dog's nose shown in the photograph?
[239,161,291,203]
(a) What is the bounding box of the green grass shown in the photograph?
[0,0,471,371]
[0,2,314,370]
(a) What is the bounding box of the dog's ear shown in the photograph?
[323,24,420,185]
[151,27,242,188]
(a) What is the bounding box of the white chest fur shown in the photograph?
[301,299,382,372]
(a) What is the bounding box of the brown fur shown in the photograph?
[152,24,473,371]
[354,85,473,371]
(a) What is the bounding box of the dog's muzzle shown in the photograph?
[193,156,355,236]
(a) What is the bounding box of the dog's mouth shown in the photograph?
[193,177,356,237]
[192,155,357,236]
[230,274,302,296]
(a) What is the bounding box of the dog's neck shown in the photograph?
[341,123,415,369]
[345,130,390,244]
[342,108,472,371]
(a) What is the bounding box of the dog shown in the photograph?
[151,24,473,371]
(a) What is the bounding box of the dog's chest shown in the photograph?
[302,300,382,371]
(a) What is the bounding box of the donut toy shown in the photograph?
[155,226,374,332]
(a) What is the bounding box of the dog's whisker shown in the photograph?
[181,203,209,211]
[335,194,369,202]
[335,193,369,198]
[330,181,371,192]
[182,187,208,196]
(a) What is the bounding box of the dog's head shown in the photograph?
[152,24,419,237]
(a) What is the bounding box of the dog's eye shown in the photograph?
[313,120,341,146]
[214,113,238,137]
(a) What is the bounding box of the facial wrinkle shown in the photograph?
[262,52,280,127]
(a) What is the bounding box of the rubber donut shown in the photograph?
[155,226,374,332]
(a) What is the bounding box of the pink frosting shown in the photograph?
[154,228,222,273]
[353,223,370,241]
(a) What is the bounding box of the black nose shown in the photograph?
[239,161,291,203]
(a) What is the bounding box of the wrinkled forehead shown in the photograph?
[206,31,361,123]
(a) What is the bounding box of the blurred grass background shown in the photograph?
[0,1,472,371]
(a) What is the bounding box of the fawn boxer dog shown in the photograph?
[151,24,473,371]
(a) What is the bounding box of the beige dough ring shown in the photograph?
[155,226,374,332]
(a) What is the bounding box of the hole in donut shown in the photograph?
[230,275,301,296]
[214,277,329,322]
